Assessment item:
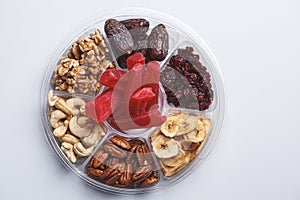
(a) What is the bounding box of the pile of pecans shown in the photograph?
[86,136,159,188]
[54,29,115,95]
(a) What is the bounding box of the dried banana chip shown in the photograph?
[152,134,179,159]
[161,148,185,167]
[176,114,198,136]
[161,160,188,177]
[160,114,180,137]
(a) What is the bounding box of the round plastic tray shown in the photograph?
[40,8,226,194]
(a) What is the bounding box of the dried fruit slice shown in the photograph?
[198,116,212,134]
[161,160,187,177]
[120,18,150,40]
[151,134,179,159]
[176,115,199,136]
[160,114,180,137]
[150,128,161,142]
[99,69,126,88]
[184,129,206,143]
[111,109,166,130]
[85,89,116,124]
[127,52,145,70]
[161,148,185,167]
[185,140,206,161]
[148,24,169,61]
[104,19,134,55]
[180,140,200,152]
[160,113,199,137]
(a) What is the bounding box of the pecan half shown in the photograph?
[136,146,147,166]
[105,172,121,185]
[141,144,153,165]
[119,163,132,185]
[86,167,104,179]
[101,166,115,180]
[110,136,131,150]
[126,143,139,162]
[103,143,127,158]
[105,157,119,168]
[129,138,144,146]
[136,144,153,166]
[140,176,159,187]
[91,150,108,168]
[132,165,152,181]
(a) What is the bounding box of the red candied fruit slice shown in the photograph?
[131,87,155,102]
[111,109,166,130]
[123,63,144,101]
[143,61,160,84]
[127,52,145,70]
[129,87,155,117]
[143,61,161,110]
[85,89,115,124]
[99,69,126,88]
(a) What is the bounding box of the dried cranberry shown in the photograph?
[160,47,213,111]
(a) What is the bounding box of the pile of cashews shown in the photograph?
[48,90,105,163]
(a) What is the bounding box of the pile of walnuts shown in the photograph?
[54,29,115,95]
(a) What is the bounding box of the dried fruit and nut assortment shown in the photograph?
[41,10,225,194]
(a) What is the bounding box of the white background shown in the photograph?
[0,0,299,199]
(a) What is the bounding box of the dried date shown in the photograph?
[148,24,169,61]
[134,36,148,57]
[116,54,129,69]
[104,19,134,55]
[120,18,149,40]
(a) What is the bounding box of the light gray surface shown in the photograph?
[0,0,299,199]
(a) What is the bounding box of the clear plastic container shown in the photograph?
[40,7,226,194]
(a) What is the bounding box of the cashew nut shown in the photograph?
[79,106,86,115]
[48,90,73,116]
[54,97,73,116]
[61,133,80,144]
[48,90,58,106]
[53,120,69,138]
[50,110,67,128]
[82,125,105,147]
[74,142,93,157]
[61,142,77,163]
[77,116,91,127]
[66,98,86,116]
[69,117,92,138]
